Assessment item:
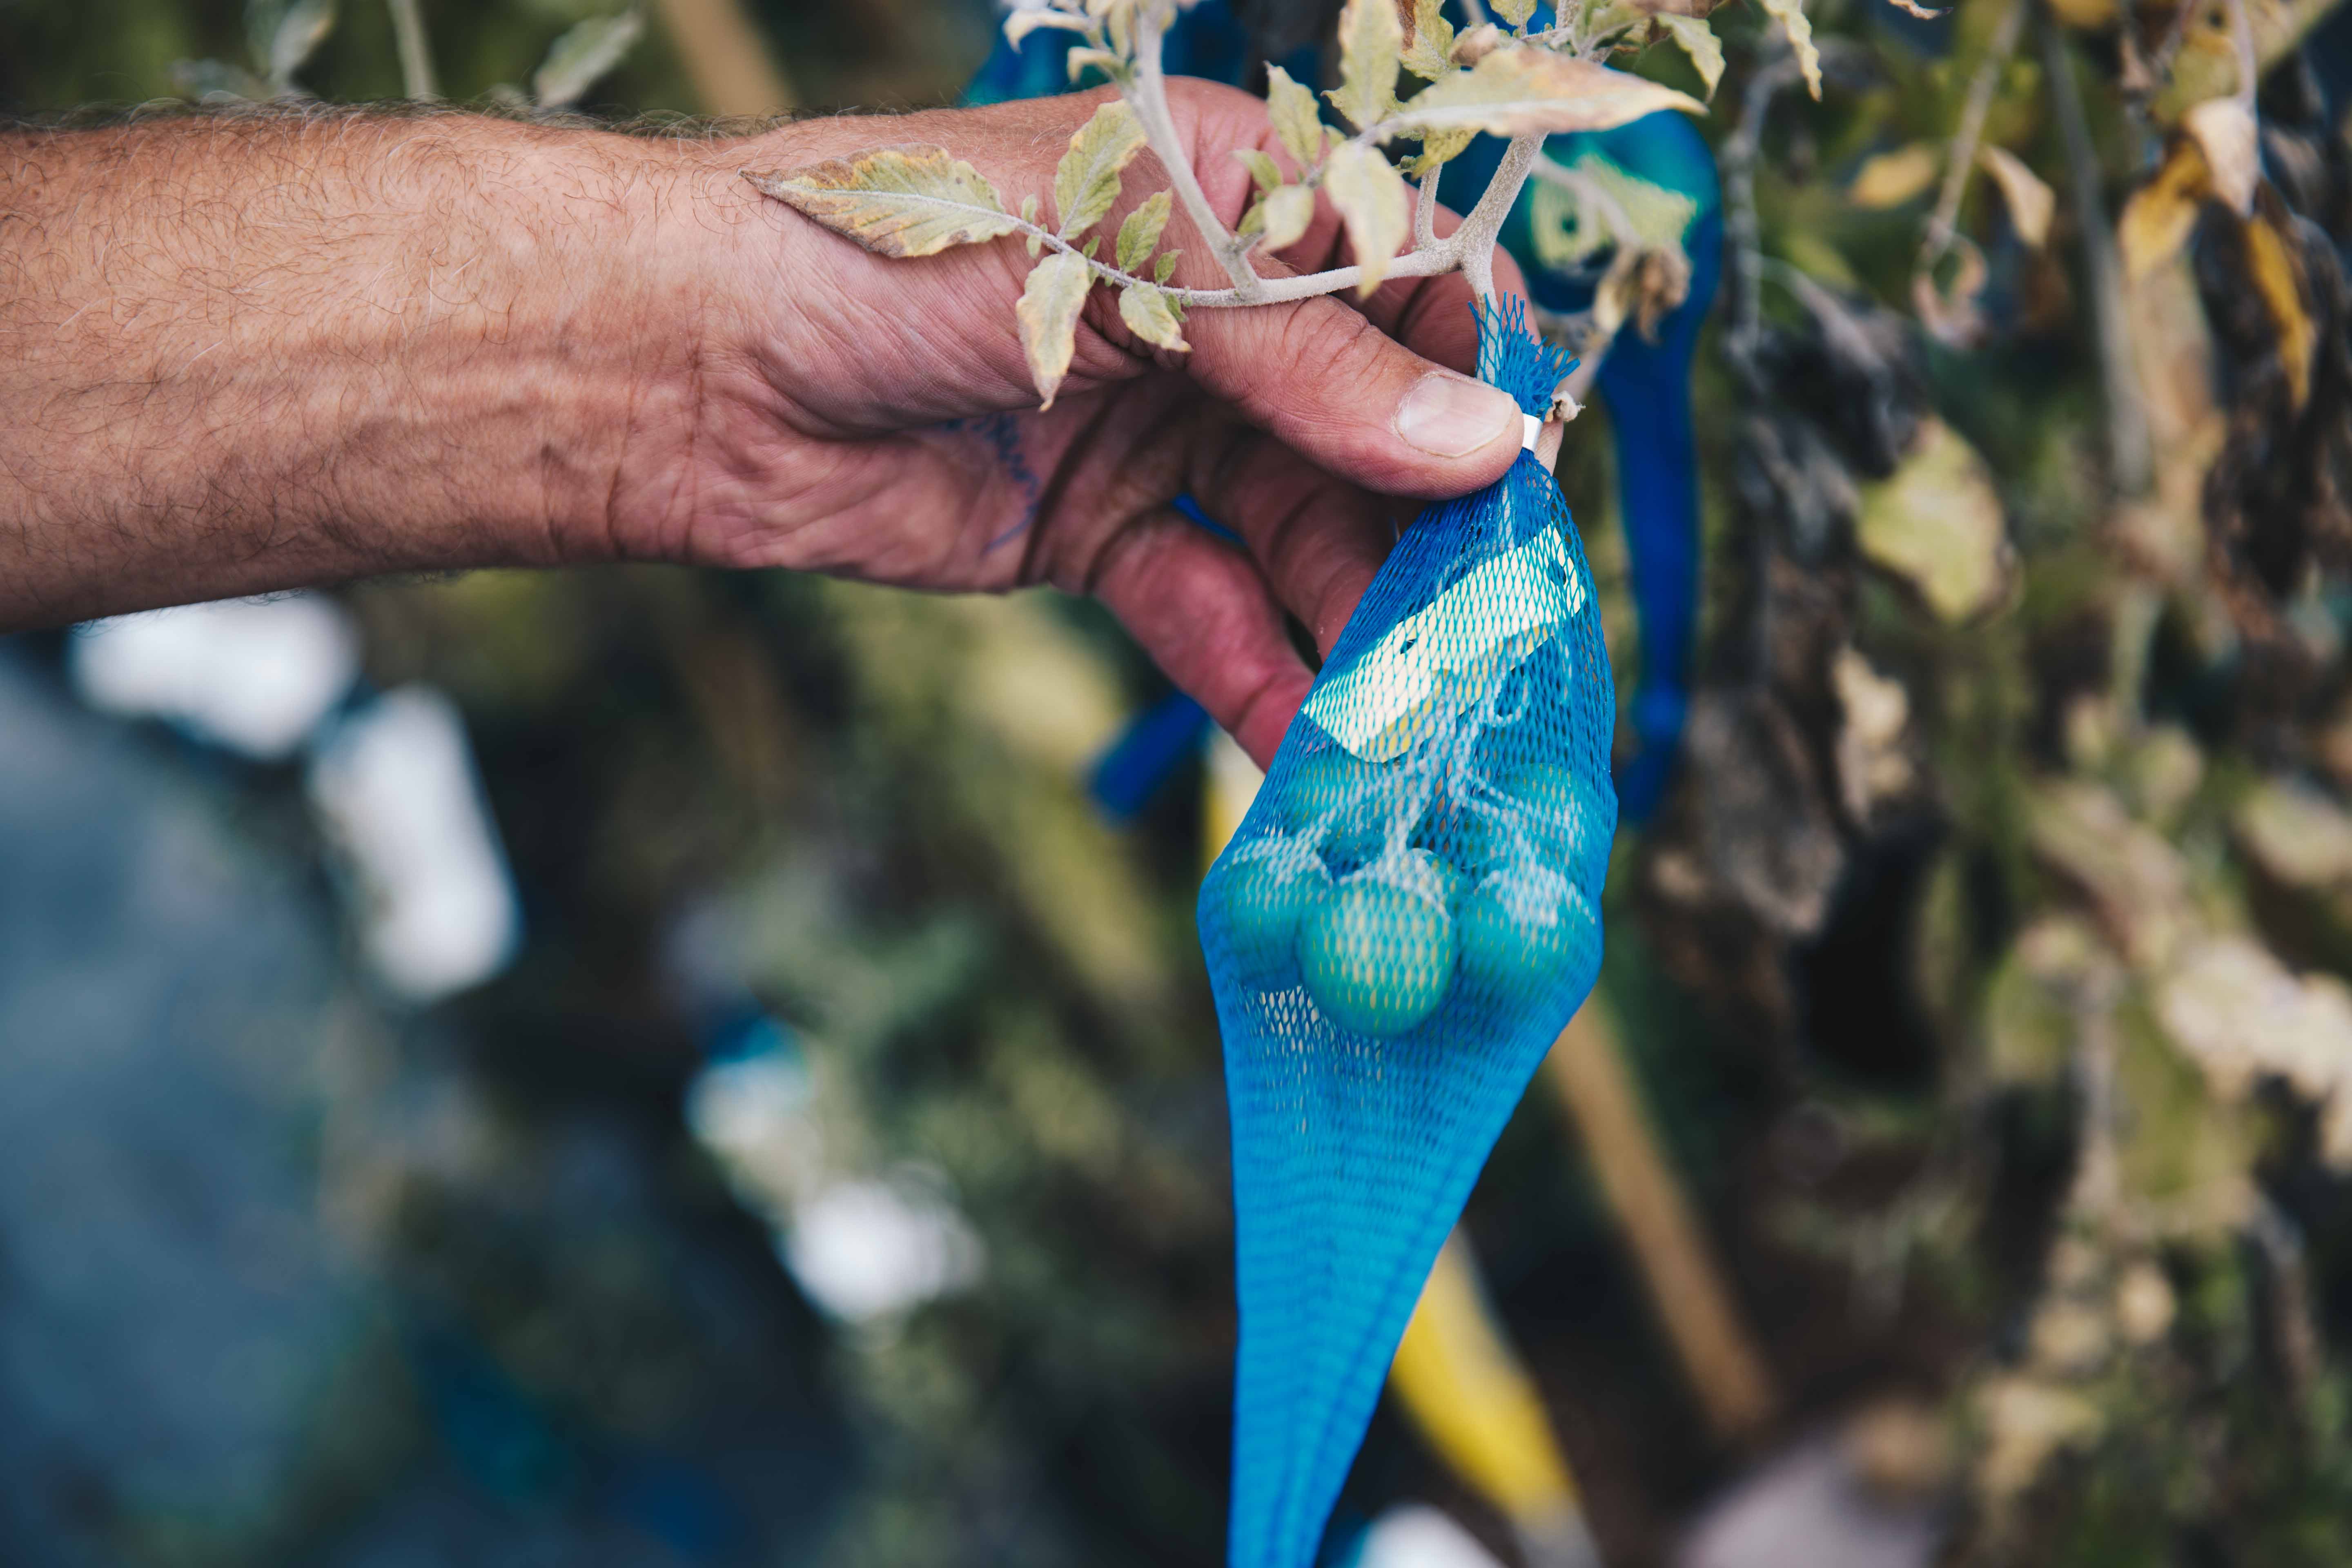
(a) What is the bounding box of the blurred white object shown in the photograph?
[685,1029,828,1210]
[686,1030,985,1324]
[1356,1506,1508,1568]
[783,1171,985,1325]
[1677,1434,1943,1568]
[307,686,520,1002]
[71,595,359,760]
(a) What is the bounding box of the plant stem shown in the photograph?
[1414,161,1441,248]
[1457,133,1542,305]
[386,0,439,100]
[1009,209,1460,305]
[2042,7,2152,495]
[1127,7,1263,298]
[1920,0,2028,267]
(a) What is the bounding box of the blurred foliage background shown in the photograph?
[19,0,2352,1564]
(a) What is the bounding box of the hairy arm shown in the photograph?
[0,108,691,625]
[0,91,1530,761]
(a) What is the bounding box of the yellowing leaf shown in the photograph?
[744,148,1020,258]
[1265,65,1325,170]
[2118,139,2210,281]
[1234,147,1283,192]
[1115,189,1172,272]
[1251,183,1316,251]
[1065,45,1123,84]
[1653,13,1724,101]
[1493,0,1537,29]
[1329,0,1403,131]
[1759,0,1821,100]
[1322,142,1410,295]
[1017,251,1095,409]
[2245,208,2317,411]
[1848,143,1940,208]
[1401,0,1457,80]
[1403,127,1473,178]
[1978,144,2054,248]
[1118,281,1189,351]
[1004,5,1091,45]
[2184,95,2258,216]
[1450,21,1507,62]
[1054,100,1148,240]
[1856,416,2010,621]
[1388,49,1704,139]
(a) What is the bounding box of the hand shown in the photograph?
[630,82,1533,765]
[1,93,1533,766]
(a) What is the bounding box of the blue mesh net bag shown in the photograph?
[1197,298,1615,1568]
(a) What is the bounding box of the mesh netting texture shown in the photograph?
[1198,299,1616,1568]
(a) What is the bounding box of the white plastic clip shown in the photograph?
[1521,413,1541,452]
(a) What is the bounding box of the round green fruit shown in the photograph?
[1283,748,1406,869]
[1456,866,1599,1002]
[1212,855,1329,982]
[1493,761,1612,880]
[1298,877,1457,1037]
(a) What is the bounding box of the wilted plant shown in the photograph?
[742,0,1742,406]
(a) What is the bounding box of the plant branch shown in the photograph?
[1722,46,1802,370]
[1414,161,1441,249]
[1920,0,2029,268]
[1007,211,1459,306]
[1457,133,1544,304]
[1127,4,1264,298]
[2042,7,2152,495]
[386,0,439,100]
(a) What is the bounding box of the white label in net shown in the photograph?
[1303,527,1583,763]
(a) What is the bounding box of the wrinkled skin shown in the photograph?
[1,82,1531,765]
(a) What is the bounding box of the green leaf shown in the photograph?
[1328,0,1403,131]
[1387,49,1704,139]
[1250,183,1316,252]
[1758,0,1821,100]
[1116,190,1172,272]
[1401,0,1456,80]
[1083,234,1101,258]
[1154,249,1180,283]
[1266,65,1325,170]
[534,11,645,109]
[1492,0,1536,31]
[744,148,1022,258]
[1017,251,1095,410]
[1321,143,1410,295]
[248,0,336,91]
[1403,128,1473,178]
[1118,282,1189,352]
[1054,100,1149,240]
[1652,13,1723,102]
[1234,148,1284,194]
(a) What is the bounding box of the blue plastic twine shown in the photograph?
[1200,298,1615,1568]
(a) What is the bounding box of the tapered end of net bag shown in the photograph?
[1198,299,1615,1568]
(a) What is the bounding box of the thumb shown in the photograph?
[1178,292,1526,500]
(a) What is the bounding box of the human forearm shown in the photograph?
[0,108,696,629]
